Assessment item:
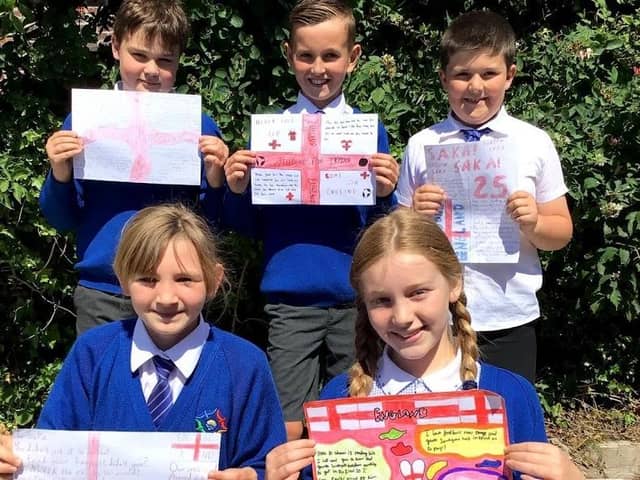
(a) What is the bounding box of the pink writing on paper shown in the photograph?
[425,139,519,263]
[305,390,508,480]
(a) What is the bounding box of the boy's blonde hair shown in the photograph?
[113,0,190,53]
[440,10,516,69]
[288,0,356,46]
[348,208,479,397]
[114,204,223,299]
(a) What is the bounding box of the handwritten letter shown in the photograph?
[13,429,221,480]
[250,113,378,205]
[424,139,520,263]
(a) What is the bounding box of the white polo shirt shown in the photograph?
[397,108,568,331]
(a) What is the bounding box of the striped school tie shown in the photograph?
[461,127,492,142]
[147,356,175,427]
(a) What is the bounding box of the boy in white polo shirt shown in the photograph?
[396,10,573,382]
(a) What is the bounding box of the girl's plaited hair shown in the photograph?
[348,208,478,397]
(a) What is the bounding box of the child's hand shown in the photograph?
[45,130,83,183]
[412,184,446,217]
[266,439,315,480]
[371,153,399,198]
[505,442,585,480]
[507,191,538,233]
[224,150,256,194]
[0,434,21,479]
[208,466,257,480]
[200,135,230,188]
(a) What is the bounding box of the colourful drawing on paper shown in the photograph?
[304,390,508,480]
[250,113,378,205]
[424,139,519,263]
[72,89,201,186]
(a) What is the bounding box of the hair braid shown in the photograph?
[451,292,479,382]
[348,299,383,397]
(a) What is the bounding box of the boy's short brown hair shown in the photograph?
[440,10,516,69]
[288,0,356,46]
[113,0,190,53]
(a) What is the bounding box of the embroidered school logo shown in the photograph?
[195,408,228,433]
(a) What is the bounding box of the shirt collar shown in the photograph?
[286,91,353,114]
[131,316,210,379]
[439,107,510,141]
[376,347,477,394]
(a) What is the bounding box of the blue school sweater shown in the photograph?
[37,319,286,479]
[39,113,223,295]
[222,111,396,307]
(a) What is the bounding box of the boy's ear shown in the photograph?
[438,69,448,87]
[283,41,293,66]
[346,43,362,73]
[505,64,517,89]
[112,38,121,61]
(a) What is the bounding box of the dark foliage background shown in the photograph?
[1,0,638,426]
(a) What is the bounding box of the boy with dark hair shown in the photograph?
[40,0,229,335]
[396,10,572,382]
[223,0,399,440]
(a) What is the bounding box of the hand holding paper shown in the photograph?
[225,150,256,194]
[371,152,399,198]
[412,183,446,217]
[0,434,20,478]
[200,135,230,188]
[45,130,83,183]
[265,439,315,480]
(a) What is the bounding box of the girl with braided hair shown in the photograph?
[264,208,584,480]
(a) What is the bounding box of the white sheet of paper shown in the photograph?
[13,429,220,480]
[72,89,202,185]
[320,114,378,155]
[249,113,377,205]
[424,138,520,263]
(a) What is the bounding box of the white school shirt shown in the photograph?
[397,108,568,331]
[370,347,480,395]
[131,315,209,403]
[284,91,354,114]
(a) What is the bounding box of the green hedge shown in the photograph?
[1,0,638,427]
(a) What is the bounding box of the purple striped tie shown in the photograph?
[147,356,175,427]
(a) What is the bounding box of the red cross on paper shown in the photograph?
[269,139,281,150]
[360,171,370,180]
[255,115,374,204]
[288,130,297,141]
[81,93,200,183]
[341,139,353,151]
[171,433,219,461]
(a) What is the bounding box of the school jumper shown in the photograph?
[38,319,286,479]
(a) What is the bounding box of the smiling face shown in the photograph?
[124,238,221,350]
[285,16,361,109]
[360,251,462,378]
[112,28,179,92]
[439,49,516,127]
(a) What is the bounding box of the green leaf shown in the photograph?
[370,87,385,105]
[230,15,243,28]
